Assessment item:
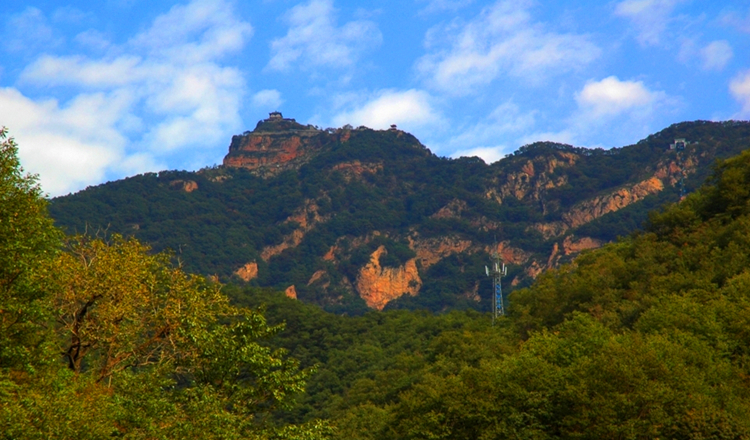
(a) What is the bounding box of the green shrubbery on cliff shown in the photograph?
[7,124,750,437]
[229,148,750,438]
[48,121,750,314]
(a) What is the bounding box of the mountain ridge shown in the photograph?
[49,117,750,313]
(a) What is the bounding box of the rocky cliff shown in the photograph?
[50,119,750,313]
[222,112,349,177]
[355,245,422,310]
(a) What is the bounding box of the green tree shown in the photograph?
[0,127,60,372]
[0,128,329,439]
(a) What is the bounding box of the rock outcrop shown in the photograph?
[222,112,329,176]
[285,285,297,299]
[410,235,473,269]
[169,179,198,192]
[533,176,665,238]
[234,261,258,281]
[261,200,328,261]
[496,151,578,202]
[355,245,422,310]
[562,177,664,229]
[331,160,383,181]
[223,130,324,177]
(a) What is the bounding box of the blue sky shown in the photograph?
[1,0,749,196]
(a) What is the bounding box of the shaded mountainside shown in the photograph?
[50,117,750,313]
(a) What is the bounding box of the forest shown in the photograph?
[5,124,750,438]
[48,120,750,314]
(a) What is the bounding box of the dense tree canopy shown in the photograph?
[0,128,329,439]
[6,125,750,438]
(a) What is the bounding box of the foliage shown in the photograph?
[222,146,750,438]
[0,127,61,372]
[10,124,750,437]
[49,121,750,313]
[0,130,329,439]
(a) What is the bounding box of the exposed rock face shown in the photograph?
[223,131,324,177]
[331,160,383,181]
[169,179,198,192]
[307,270,329,287]
[562,235,602,255]
[497,152,578,202]
[533,176,665,238]
[355,245,422,310]
[235,261,258,281]
[431,199,468,219]
[562,177,664,229]
[488,241,531,266]
[285,285,297,299]
[410,236,473,269]
[261,200,328,261]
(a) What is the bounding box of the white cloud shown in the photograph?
[700,40,733,71]
[332,89,441,130]
[614,0,686,46]
[3,7,59,52]
[73,29,112,51]
[10,0,252,195]
[442,101,535,159]
[51,6,93,24]
[251,89,284,109]
[575,76,662,117]
[451,146,506,164]
[561,76,673,148]
[130,0,252,63]
[417,0,474,14]
[416,0,600,95]
[268,0,382,71]
[720,9,750,34]
[22,55,143,87]
[730,70,750,117]
[0,87,137,195]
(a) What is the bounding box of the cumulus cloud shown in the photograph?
[445,101,535,161]
[10,0,252,195]
[730,70,750,117]
[416,0,600,95]
[0,87,152,196]
[332,89,441,130]
[576,76,663,117]
[268,0,382,71]
[251,90,284,109]
[450,146,506,164]
[720,9,750,34]
[3,7,59,53]
[562,76,672,148]
[700,40,733,71]
[73,29,112,52]
[614,0,686,46]
[417,0,474,14]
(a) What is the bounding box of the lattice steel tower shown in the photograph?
[486,250,508,325]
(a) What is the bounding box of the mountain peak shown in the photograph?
[222,113,327,176]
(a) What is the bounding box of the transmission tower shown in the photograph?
[486,249,508,325]
[673,138,688,199]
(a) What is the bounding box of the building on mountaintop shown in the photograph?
[669,138,687,150]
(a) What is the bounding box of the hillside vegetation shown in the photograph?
[228,147,750,438]
[0,128,328,439]
[5,124,750,438]
[49,120,750,314]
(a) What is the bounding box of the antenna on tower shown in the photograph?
[486,243,508,325]
[671,138,688,199]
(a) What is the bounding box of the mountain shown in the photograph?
[49,115,750,313]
